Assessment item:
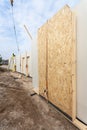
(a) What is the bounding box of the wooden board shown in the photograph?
[74,119,87,130]
[47,6,74,116]
[38,5,76,117]
[38,23,47,98]
[72,14,76,121]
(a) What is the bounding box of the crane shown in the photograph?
[9,0,20,52]
[10,0,14,6]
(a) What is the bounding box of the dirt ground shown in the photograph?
[0,68,79,130]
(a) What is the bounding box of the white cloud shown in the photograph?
[32,0,45,12]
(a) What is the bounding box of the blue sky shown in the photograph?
[0,0,80,59]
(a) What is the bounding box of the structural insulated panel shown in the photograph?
[38,24,47,98]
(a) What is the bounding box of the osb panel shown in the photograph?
[47,6,74,116]
[38,23,47,98]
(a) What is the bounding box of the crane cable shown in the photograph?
[10,0,20,52]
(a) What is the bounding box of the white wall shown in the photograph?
[32,35,39,89]
[27,52,32,77]
[8,57,16,71]
[15,51,33,77]
[21,53,26,75]
[16,54,21,73]
[74,0,87,124]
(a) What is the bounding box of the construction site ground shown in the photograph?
[0,67,79,130]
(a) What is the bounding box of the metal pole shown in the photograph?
[24,25,33,40]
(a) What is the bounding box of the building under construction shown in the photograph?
[0,0,87,130]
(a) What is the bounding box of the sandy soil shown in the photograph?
[0,68,79,130]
